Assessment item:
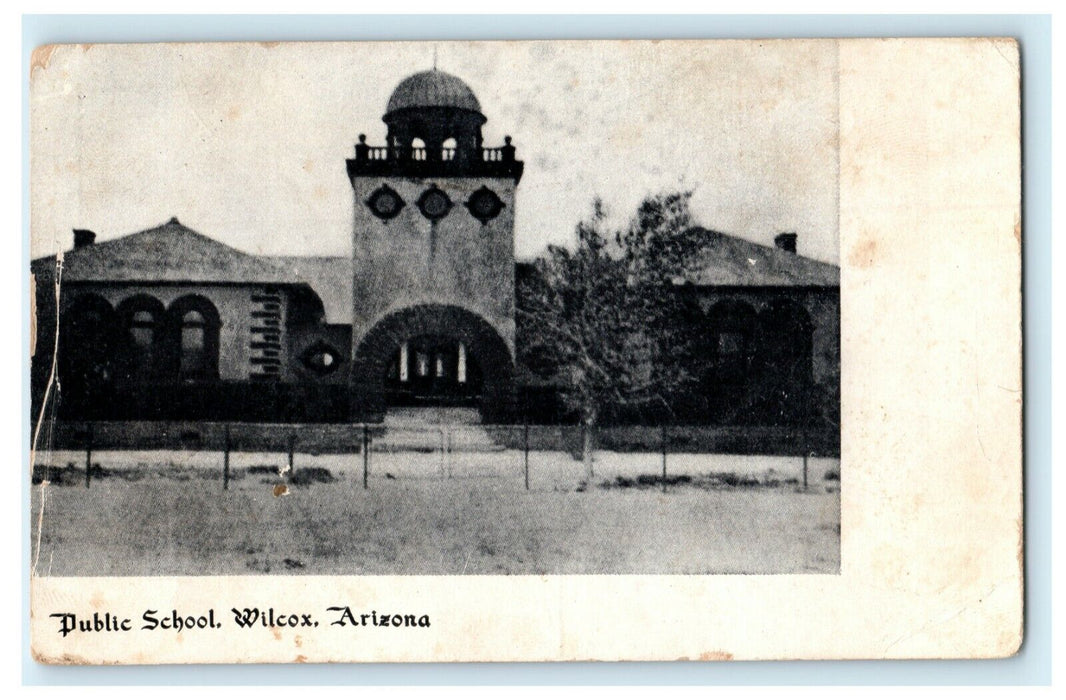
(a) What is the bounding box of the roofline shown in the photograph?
[686,226,841,271]
[30,253,59,266]
[59,279,319,291]
[37,218,269,261]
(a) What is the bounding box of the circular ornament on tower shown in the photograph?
[416,185,453,221]
[465,185,505,224]
[366,184,405,221]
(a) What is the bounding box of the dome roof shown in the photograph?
[386,70,482,115]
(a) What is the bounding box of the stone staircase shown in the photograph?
[375,407,505,453]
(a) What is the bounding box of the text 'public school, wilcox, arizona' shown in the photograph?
[31,69,840,436]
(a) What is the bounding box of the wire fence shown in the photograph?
[31,420,840,492]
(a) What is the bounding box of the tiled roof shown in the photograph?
[681,227,839,287]
[35,218,300,285]
[30,220,836,330]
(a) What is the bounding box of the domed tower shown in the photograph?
[383,70,486,160]
[346,70,523,423]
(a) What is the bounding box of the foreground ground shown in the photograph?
[30,448,840,576]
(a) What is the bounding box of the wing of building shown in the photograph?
[31,218,352,422]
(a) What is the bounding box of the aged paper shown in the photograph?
[28,38,1020,662]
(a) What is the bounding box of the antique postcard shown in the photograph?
[28,38,1021,663]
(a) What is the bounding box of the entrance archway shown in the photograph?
[352,304,514,423]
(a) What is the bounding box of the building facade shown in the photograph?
[30,69,839,433]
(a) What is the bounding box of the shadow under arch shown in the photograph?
[165,294,222,381]
[114,293,167,385]
[703,299,759,384]
[58,293,119,418]
[757,298,814,384]
[352,304,514,423]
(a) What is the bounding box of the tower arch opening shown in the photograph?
[352,304,514,423]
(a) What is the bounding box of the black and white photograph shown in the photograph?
[27,37,1022,665]
[30,40,841,579]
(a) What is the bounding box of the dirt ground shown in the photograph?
[30,449,840,576]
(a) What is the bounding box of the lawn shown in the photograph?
[30,448,840,576]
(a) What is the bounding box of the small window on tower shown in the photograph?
[410,137,427,161]
[442,137,457,161]
[416,185,453,221]
[366,184,405,221]
[465,186,505,224]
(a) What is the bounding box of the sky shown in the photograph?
[30,40,839,263]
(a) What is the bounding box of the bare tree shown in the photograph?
[517,192,705,476]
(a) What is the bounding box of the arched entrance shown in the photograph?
[351,304,514,423]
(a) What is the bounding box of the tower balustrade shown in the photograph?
[350,134,522,181]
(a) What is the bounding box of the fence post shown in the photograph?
[661,424,668,493]
[446,428,452,479]
[523,421,530,491]
[223,424,231,491]
[84,423,93,489]
[801,426,810,491]
[439,427,448,478]
[362,424,370,487]
[287,433,296,480]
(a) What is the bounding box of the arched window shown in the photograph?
[410,137,427,161]
[704,300,757,383]
[130,311,155,348]
[180,310,207,377]
[442,137,457,161]
[756,300,814,384]
[116,295,166,382]
[59,294,118,403]
[167,296,220,381]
